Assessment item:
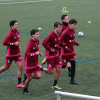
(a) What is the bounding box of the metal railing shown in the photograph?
[55,91,100,100]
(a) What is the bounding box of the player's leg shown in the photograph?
[23,73,27,83]
[52,67,62,89]
[32,72,41,79]
[0,64,10,73]
[23,65,42,83]
[67,62,71,76]
[41,68,54,74]
[69,54,78,85]
[70,60,78,85]
[61,55,71,76]
[61,56,66,68]
[52,57,62,89]
[23,69,33,95]
[16,62,23,79]
[25,75,32,88]
[0,57,12,73]
[54,67,61,81]
[23,75,32,95]
[62,65,66,68]
[70,60,76,83]
[41,58,54,74]
[16,56,24,88]
[16,62,24,88]
[32,66,41,79]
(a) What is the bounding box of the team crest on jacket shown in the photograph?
[70,35,72,37]
[74,56,76,59]
[38,45,39,48]
[55,44,59,47]
[63,59,66,63]
[59,61,62,64]
[19,57,22,60]
[33,47,35,49]
[14,37,16,39]
[49,64,52,68]
[7,60,10,63]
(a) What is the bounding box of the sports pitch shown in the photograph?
[0,0,100,100]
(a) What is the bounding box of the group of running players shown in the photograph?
[0,15,80,95]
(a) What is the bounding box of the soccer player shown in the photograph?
[60,15,71,76]
[0,20,24,88]
[23,29,42,95]
[60,19,80,85]
[61,14,69,32]
[41,22,62,89]
[42,15,69,64]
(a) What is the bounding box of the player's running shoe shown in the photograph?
[42,58,46,65]
[70,80,78,85]
[52,85,62,90]
[23,89,30,95]
[17,83,25,88]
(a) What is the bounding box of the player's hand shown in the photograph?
[36,51,40,55]
[15,41,20,46]
[39,51,43,56]
[36,51,42,56]
[76,42,80,46]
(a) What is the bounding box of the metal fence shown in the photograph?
[55,91,100,100]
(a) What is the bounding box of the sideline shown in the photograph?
[0,0,52,4]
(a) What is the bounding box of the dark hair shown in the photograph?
[69,19,77,24]
[61,15,68,20]
[30,29,39,36]
[9,20,17,27]
[54,22,62,28]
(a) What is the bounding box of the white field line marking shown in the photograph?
[0,0,52,4]
[0,0,12,1]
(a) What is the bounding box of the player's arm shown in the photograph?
[25,43,40,57]
[73,41,80,46]
[60,31,71,51]
[37,51,43,56]
[59,30,66,47]
[42,35,56,53]
[59,29,68,47]
[59,32,65,47]
[3,32,20,46]
[37,41,43,56]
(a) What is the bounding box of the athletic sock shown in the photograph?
[62,65,66,68]
[68,67,71,72]
[23,73,27,83]
[40,68,43,71]
[70,60,76,81]
[18,78,21,84]
[53,80,57,86]
[24,87,28,92]
[24,73,27,80]
[71,76,74,81]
